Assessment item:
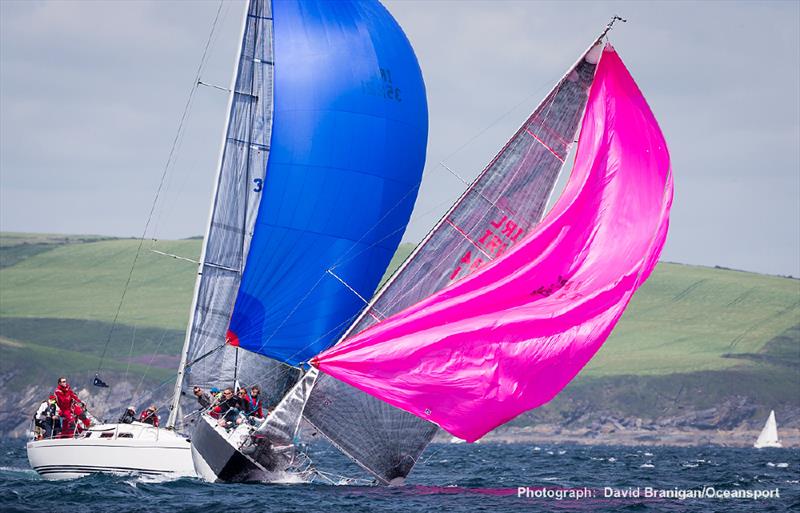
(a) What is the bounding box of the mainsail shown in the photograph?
[301,42,603,482]
[169,0,284,428]
[315,46,674,442]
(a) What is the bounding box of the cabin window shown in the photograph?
[118,432,133,438]
[100,432,114,438]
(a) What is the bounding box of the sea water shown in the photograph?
[1,439,798,512]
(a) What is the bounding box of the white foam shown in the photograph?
[0,466,37,474]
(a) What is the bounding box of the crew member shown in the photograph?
[54,377,82,437]
[193,387,211,409]
[139,405,159,427]
[34,395,61,439]
[119,406,136,424]
[249,385,264,418]
[213,388,243,428]
[237,388,251,412]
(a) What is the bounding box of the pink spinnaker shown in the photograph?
[313,46,673,442]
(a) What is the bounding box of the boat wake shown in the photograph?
[0,465,37,476]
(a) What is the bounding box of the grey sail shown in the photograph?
[303,43,602,482]
[304,371,437,484]
[169,0,294,430]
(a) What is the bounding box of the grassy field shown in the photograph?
[1,234,797,378]
[584,263,799,376]
[0,237,199,330]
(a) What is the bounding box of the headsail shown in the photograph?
[302,41,603,481]
[314,46,673,442]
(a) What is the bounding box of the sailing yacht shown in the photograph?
[189,2,672,486]
[170,0,429,482]
[754,410,782,448]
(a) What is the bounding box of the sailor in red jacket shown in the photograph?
[54,376,83,437]
[139,405,160,427]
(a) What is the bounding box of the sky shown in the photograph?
[1,0,798,277]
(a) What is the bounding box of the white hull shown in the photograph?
[27,422,195,480]
[754,441,782,449]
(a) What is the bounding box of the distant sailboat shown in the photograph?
[754,410,782,448]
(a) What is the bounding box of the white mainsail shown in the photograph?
[754,410,782,448]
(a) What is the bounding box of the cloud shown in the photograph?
[1,0,798,275]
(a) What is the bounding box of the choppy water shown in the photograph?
[2,439,798,512]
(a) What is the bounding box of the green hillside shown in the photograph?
[0,237,199,330]
[2,234,797,374]
[0,232,798,431]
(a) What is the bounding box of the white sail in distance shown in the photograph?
[754,410,782,448]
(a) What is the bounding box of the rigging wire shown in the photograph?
[131,330,170,402]
[149,0,234,243]
[122,326,137,385]
[96,0,226,375]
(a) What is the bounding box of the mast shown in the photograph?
[167,2,251,429]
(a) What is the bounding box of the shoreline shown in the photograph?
[463,426,800,448]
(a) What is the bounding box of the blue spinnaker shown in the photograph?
[228,0,428,366]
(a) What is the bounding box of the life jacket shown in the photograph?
[54,384,80,414]
[139,410,159,427]
[250,396,263,417]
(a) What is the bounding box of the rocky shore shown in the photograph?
[472,425,800,448]
[3,374,797,449]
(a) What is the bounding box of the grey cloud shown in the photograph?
[1,0,798,277]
